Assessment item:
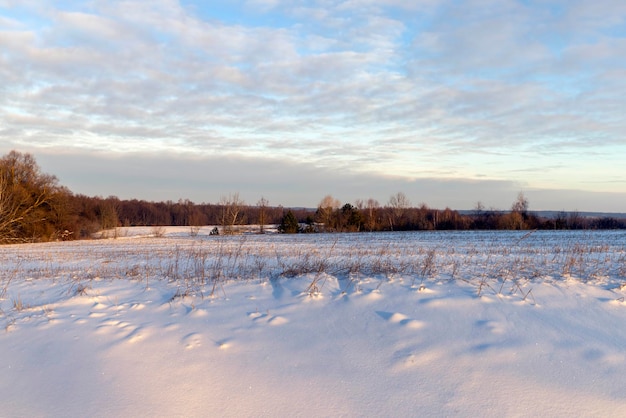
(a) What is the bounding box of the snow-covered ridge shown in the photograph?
[1,230,625,416]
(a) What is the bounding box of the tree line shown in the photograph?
[1,151,624,243]
[282,192,624,233]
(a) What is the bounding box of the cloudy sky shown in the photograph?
[1,0,625,211]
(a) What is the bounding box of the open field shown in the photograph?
[1,229,626,417]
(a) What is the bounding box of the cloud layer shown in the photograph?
[32,151,626,213]
[1,0,625,209]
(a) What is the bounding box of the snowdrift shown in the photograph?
[1,230,626,417]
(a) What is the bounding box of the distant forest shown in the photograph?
[1,150,624,243]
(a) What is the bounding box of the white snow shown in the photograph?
[1,229,626,417]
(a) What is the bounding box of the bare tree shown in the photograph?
[417,203,432,230]
[257,197,269,234]
[365,198,380,231]
[511,192,529,215]
[473,201,485,216]
[97,196,120,233]
[510,192,529,229]
[387,192,410,231]
[316,195,340,232]
[0,171,22,241]
[220,193,245,234]
[0,151,60,243]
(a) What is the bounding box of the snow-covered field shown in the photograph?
[1,228,626,417]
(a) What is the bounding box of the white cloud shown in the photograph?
[0,0,625,208]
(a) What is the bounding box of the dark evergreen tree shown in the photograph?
[278,210,300,233]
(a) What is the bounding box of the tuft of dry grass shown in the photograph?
[73,283,91,296]
[12,294,28,311]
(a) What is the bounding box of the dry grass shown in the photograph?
[0,231,624,311]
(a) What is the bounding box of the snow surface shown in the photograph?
[1,228,626,417]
